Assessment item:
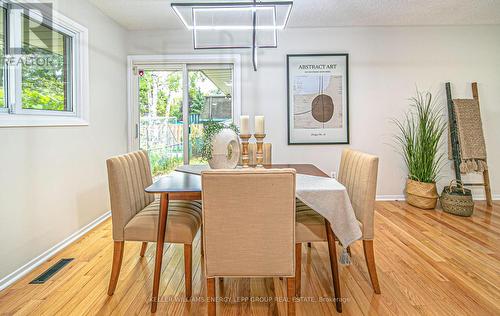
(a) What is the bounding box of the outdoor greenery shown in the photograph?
[149,151,184,177]
[138,70,215,120]
[0,11,70,110]
[0,49,67,111]
[393,90,447,184]
[138,70,228,175]
[200,120,239,161]
[21,47,67,111]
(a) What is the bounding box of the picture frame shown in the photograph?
[287,54,349,145]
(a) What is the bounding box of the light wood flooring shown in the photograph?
[0,201,499,315]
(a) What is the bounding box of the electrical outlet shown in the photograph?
[330,171,337,179]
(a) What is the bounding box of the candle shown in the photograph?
[240,115,249,134]
[255,116,265,134]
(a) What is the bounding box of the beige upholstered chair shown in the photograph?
[202,169,297,315]
[106,150,202,298]
[239,143,272,165]
[295,149,380,311]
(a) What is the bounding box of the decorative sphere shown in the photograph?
[208,128,241,169]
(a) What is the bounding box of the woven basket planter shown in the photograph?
[406,179,439,209]
[440,180,474,217]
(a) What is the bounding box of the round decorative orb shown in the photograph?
[312,94,334,123]
[208,128,241,169]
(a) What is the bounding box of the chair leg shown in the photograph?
[184,244,192,298]
[200,227,204,257]
[218,277,225,297]
[295,243,302,297]
[286,277,296,316]
[363,240,381,294]
[325,221,342,313]
[107,241,124,296]
[207,277,216,316]
[140,242,147,257]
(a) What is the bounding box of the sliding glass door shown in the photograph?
[130,60,236,176]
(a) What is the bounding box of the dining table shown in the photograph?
[144,164,361,313]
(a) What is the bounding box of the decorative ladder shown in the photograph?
[445,82,493,207]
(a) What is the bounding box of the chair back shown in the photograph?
[106,150,154,241]
[338,149,379,239]
[202,169,296,278]
[239,143,272,165]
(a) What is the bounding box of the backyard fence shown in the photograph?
[139,116,203,154]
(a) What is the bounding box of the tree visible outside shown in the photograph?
[21,47,68,111]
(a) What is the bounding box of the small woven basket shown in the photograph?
[440,180,474,217]
[406,179,439,209]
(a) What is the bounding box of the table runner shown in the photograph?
[176,165,362,248]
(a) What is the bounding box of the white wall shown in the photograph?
[127,25,500,199]
[0,0,128,281]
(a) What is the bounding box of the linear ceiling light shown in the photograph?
[171,1,293,71]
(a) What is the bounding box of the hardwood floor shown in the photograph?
[0,201,499,315]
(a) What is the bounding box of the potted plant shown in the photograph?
[393,90,447,209]
[201,121,240,169]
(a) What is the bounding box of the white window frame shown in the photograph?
[127,54,242,162]
[0,1,89,127]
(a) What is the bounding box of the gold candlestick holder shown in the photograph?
[254,133,266,168]
[239,134,252,168]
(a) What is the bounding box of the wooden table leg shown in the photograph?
[286,277,295,316]
[295,243,302,297]
[325,221,342,313]
[151,193,169,313]
[207,277,216,316]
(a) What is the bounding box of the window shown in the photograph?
[0,2,88,127]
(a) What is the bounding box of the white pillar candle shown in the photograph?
[240,115,249,134]
[255,116,265,134]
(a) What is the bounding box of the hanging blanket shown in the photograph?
[449,99,488,174]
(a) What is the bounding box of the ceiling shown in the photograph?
[89,0,500,31]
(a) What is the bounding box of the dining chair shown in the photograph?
[239,143,272,165]
[295,149,380,312]
[106,150,202,298]
[202,169,297,316]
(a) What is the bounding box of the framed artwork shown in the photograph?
[287,54,349,144]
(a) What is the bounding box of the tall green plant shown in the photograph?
[393,91,447,183]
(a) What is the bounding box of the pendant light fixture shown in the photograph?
[171,1,293,71]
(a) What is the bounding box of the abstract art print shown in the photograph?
[287,54,349,144]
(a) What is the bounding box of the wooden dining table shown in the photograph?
[145,164,335,313]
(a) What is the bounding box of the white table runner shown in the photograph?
[295,174,361,247]
[175,165,362,247]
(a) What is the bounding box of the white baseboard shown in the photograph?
[376,195,405,201]
[376,194,499,201]
[0,211,111,292]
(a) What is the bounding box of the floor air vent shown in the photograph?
[30,258,74,284]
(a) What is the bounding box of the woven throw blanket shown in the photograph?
[449,99,488,174]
